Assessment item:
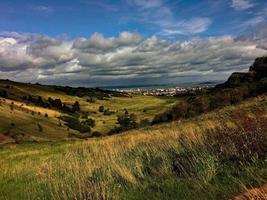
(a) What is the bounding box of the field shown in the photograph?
[1,95,266,200]
[0,80,178,140]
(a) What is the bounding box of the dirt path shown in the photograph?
[233,184,267,200]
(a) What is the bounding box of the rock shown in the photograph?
[249,56,267,77]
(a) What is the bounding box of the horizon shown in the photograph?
[0,0,267,87]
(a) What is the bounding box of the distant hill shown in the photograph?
[153,56,267,124]
[0,79,177,143]
[216,56,267,89]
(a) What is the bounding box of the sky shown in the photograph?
[0,0,267,87]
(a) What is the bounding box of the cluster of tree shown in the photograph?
[152,82,266,124]
[0,89,8,98]
[24,95,81,113]
[98,105,115,116]
[109,112,151,134]
[153,56,267,125]
[50,85,124,99]
[60,115,95,134]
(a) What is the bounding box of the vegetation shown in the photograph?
[0,79,177,139]
[153,57,267,125]
[1,57,267,199]
[0,95,266,199]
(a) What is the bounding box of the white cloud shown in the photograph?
[0,31,266,86]
[160,17,212,36]
[128,0,163,9]
[231,0,254,11]
[127,0,211,36]
[29,5,54,12]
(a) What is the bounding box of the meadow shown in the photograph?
[1,95,266,200]
[0,79,178,140]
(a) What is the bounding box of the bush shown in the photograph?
[60,116,91,133]
[109,113,138,134]
[205,115,267,162]
[191,96,210,113]
[139,119,151,127]
[72,101,80,112]
[37,123,43,132]
[87,97,97,103]
[0,90,7,98]
[230,89,243,104]
[210,92,231,109]
[85,118,96,127]
[98,105,105,112]
[152,101,193,124]
[91,131,102,137]
[104,109,114,116]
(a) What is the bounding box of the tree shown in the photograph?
[85,118,96,127]
[37,96,44,105]
[37,123,43,132]
[72,101,80,112]
[0,90,7,98]
[140,118,151,127]
[98,105,105,112]
[53,99,63,110]
[117,113,138,130]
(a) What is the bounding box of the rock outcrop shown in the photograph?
[216,56,267,89]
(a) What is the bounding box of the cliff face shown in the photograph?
[217,56,267,88]
[249,56,267,78]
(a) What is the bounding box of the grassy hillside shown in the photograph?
[0,80,178,141]
[0,95,266,199]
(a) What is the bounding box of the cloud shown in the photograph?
[239,5,267,29]
[0,31,266,86]
[127,0,211,36]
[73,32,143,53]
[29,5,54,12]
[231,0,254,11]
[160,17,212,36]
[128,0,163,10]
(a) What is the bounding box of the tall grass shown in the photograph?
[0,96,267,200]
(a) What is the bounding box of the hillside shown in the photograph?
[0,94,266,199]
[0,80,178,143]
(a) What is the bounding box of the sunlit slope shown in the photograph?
[0,80,177,138]
[0,95,266,199]
[0,99,77,143]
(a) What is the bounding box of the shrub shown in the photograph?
[139,118,151,127]
[37,123,43,132]
[110,113,138,134]
[205,116,267,162]
[98,105,105,112]
[0,90,7,98]
[230,89,243,104]
[60,116,91,133]
[104,109,114,116]
[85,118,96,127]
[210,92,231,109]
[72,101,80,112]
[10,102,14,111]
[191,96,210,113]
[87,97,97,103]
[91,131,102,137]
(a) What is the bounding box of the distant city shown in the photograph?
[108,81,220,96]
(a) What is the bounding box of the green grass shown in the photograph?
[0,95,266,199]
[0,80,178,137]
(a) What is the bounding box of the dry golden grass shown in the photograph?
[0,95,267,200]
